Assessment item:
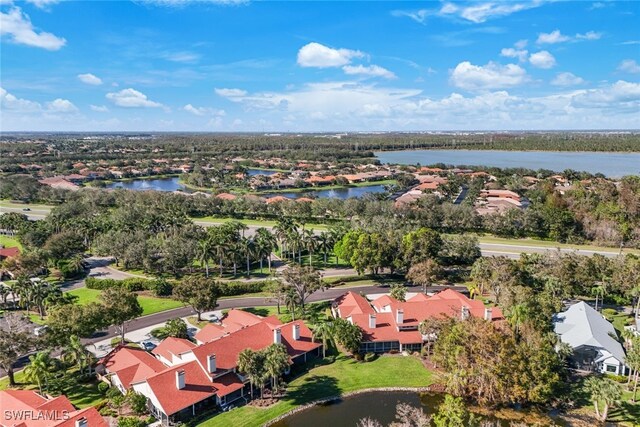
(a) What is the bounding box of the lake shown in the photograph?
[262,185,388,200]
[375,150,640,177]
[247,168,279,176]
[106,177,188,192]
[271,391,542,427]
[106,178,388,199]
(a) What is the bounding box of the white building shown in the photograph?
[554,301,627,375]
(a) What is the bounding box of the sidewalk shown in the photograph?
[87,310,223,357]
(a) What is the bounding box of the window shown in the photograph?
[605,364,617,373]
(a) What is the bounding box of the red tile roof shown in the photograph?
[0,390,107,427]
[195,309,264,344]
[143,361,217,416]
[152,337,196,363]
[99,345,166,390]
[215,193,237,201]
[0,247,21,258]
[335,289,503,344]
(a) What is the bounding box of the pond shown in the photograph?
[375,149,640,177]
[271,391,541,427]
[262,185,388,200]
[106,177,189,192]
[247,168,279,176]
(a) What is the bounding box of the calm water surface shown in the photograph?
[375,150,640,177]
[271,391,534,427]
[106,177,187,192]
[262,185,388,200]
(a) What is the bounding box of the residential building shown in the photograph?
[332,289,503,353]
[98,309,321,426]
[553,301,627,375]
[0,390,108,427]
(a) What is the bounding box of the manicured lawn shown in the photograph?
[0,368,105,409]
[197,354,433,427]
[469,234,638,254]
[0,235,22,251]
[66,287,184,315]
[0,200,55,211]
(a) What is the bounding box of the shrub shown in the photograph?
[324,355,336,364]
[364,352,376,362]
[98,382,110,393]
[602,308,618,318]
[118,417,146,427]
[150,279,173,297]
[127,392,148,415]
[606,374,628,383]
[105,387,122,399]
[218,281,265,297]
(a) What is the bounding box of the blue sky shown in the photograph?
[1,0,639,131]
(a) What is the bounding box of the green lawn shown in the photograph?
[469,234,639,254]
[0,368,105,409]
[0,200,55,211]
[0,235,23,251]
[66,287,184,315]
[197,354,433,427]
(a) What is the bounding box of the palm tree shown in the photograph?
[303,229,317,266]
[592,285,606,311]
[0,284,9,309]
[255,228,277,272]
[284,290,299,321]
[237,349,257,398]
[24,352,53,393]
[264,344,289,394]
[585,376,622,421]
[508,303,529,340]
[63,335,94,375]
[316,231,332,266]
[312,320,335,358]
[197,238,214,277]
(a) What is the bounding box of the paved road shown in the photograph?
[83,283,466,346]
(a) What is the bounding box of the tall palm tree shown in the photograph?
[24,352,53,393]
[63,335,94,374]
[592,285,606,311]
[508,303,529,340]
[241,236,257,276]
[303,229,317,266]
[255,228,277,272]
[284,290,299,321]
[197,238,214,277]
[264,344,289,394]
[316,231,332,266]
[312,320,335,358]
[585,376,622,421]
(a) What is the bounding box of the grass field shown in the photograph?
[66,287,184,315]
[0,235,23,251]
[0,200,55,210]
[0,368,105,409]
[197,354,433,427]
[471,234,638,254]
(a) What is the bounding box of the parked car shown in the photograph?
[22,208,31,211]
[141,341,157,351]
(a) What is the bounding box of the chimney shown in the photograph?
[274,328,282,344]
[176,369,186,390]
[396,309,404,325]
[461,306,470,320]
[75,418,87,427]
[368,314,376,329]
[484,308,493,321]
[207,354,216,373]
[293,324,300,341]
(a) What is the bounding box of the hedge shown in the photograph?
[218,280,267,297]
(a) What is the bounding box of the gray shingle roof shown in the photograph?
[553,301,626,363]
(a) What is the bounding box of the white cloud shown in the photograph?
[529,51,556,69]
[25,0,60,9]
[576,31,602,40]
[571,80,640,110]
[106,88,163,108]
[342,64,396,79]
[617,59,640,74]
[183,104,225,116]
[0,6,66,50]
[551,72,585,86]
[393,1,550,24]
[46,98,78,113]
[500,47,528,62]
[215,88,247,98]
[0,86,41,112]
[514,39,528,49]
[537,30,571,44]
[162,51,200,63]
[449,61,529,91]
[90,105,109,112]
[537,29,602,44]
[77,73,103,85]
[297,42,364,68]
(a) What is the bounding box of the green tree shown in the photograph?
[333,317,362,355]
[312,320,335,358]
[585,376,623,421]
[173,276,220,321]
[264,343,289,393]
[62,335,94,375]
[281,265,324,312]
[406,259,443,293]
[390,284,407,302]
[432,395,468,427]
[99,288,143,343]
[24,351,54,393]
[0,313,38,386]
